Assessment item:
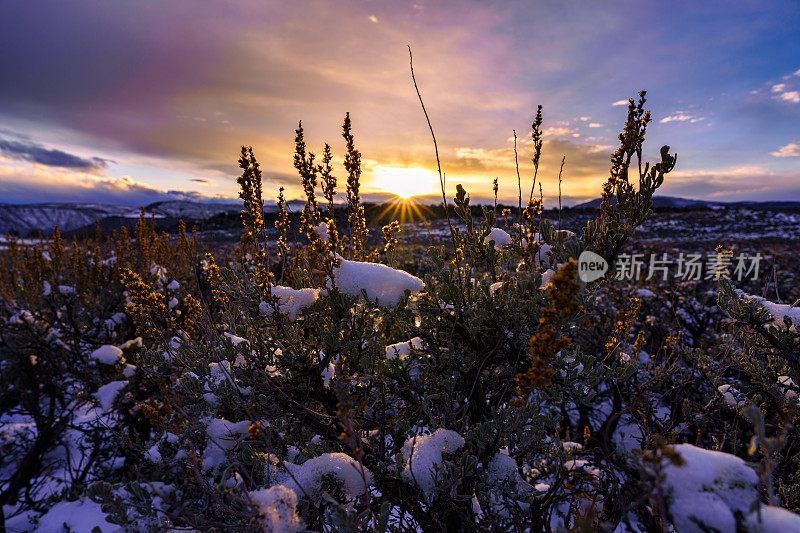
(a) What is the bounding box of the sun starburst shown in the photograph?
[370,166,438,199]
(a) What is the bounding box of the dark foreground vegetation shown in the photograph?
[2,93,800,533]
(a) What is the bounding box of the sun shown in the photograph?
[370,166,438,199]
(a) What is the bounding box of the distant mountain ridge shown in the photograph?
[2,197,800,236]
[0,200,244,236]
[571,196,800,210]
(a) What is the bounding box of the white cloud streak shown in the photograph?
[771,143,800,157]
[660,112,705,124]
[779,91,800,103]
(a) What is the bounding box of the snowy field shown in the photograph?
[2,205,800,532]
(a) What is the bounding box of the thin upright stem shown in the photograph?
[514,130,522,228]
[530,163,539,203]
[408,45,455,251]
[557,156,565,230]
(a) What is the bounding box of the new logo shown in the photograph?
[577,250,608,282]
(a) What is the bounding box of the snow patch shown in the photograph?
[282,453,373,502]
[486,451,519,484]
[531,233,553,265]
[738,291,800,331]
[746,505,800,532]
[224,332,249,346]
[104,312,127,330]
[402,429,465,498]
[778,376,800,404]
[313,221,329,243]
[36,497,121,532]
[259,286,320,320]
[385,337,423,360]
[90,345,123,365]
[250,485,303,532]
[332,258,424,307]
[146,444,162,463]
[321,361,336,388]
[489,281,504,296]
[484,228,512,249]
[663,444,759,532]
[202,418,252,471]
[58,285,76,295]
[94,380,128,412]
[540,269,555,289]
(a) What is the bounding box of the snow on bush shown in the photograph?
[663,444,759,532]
[717,384,744,409]
[737,290,800,331]
[486,451,520,484]
[279,453,373,502]
[313,221,329,243]
[484,227,512,250]
[150,264,167,284]
[9,309,35,325]
[58,285,76,295]
[540,268,555,289]
[146,444,162,463]
[16,94,795,531]
[259,286,320,320]
[103,312,126,330]
[777,375,799,403]
[36,497,121,532]
[480,450,533,518]
[90,344,123,365]
[321,360,336,387]
[250,484,303,533]
[489,281,504,296]
[224,332,249,346]
[202,418,252,471]
[207,359,251,395]
[531,233,553,264]
[402,429,465,498]
[385,337,423,360]
[94,380,128,412]
[745,505,800,532]
[332,258,424,307]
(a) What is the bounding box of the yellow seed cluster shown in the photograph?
[120,268,173,332]
[203,253,228,314]
[605,297,642,355]
[237,146,266,257]
[321,143,339,252]
[295,122,321,244]
[514,259,581,404]
[343,113,368,260]
[382,221,401,256]
[182,293,203,338]
[276,187,291,261]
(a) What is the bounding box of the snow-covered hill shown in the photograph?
[573,195,800,210]
[572,196,728,210]
[145,200,244,221]
[0,201,245,236]
[0,203,135,235]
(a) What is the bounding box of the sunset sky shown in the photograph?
[1,0,799,207]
